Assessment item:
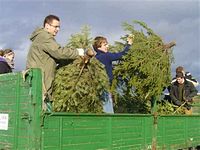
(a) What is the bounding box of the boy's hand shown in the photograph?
[127,34,134,45]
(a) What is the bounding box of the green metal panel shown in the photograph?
[192,95,200,115]
[1,69,200,150]
[157,115,200,150]
[41,113,153,150]
[0,69,42,150]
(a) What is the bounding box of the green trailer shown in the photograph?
[0,69,200,150]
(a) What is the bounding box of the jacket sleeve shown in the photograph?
[43,36,79,60]
[186,78,199,87]
[185,83,198,101]
[169,85,183,106]
[108,44,131,61]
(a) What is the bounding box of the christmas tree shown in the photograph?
[111,21,175,113]
[52,21,176,114]
[52,26,109,113]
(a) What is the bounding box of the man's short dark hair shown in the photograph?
[43,15,60,27]
[176,72,184,78]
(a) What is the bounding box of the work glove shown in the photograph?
[174,99,183,106]
[76,48,85,56]
[184,103,192,110]
[126,34,134,45]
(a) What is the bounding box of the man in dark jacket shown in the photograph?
[171,66,199,87]
[170,72,198,114]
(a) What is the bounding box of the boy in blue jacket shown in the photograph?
[93,35,133,113]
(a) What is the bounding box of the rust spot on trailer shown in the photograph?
[152,138,157,150]
[153,112,158,125]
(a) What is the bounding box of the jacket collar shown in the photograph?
[174,79,189,86]
[95,49,106,55]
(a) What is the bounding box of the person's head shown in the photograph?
[43,15,60,36]
[3,49,15,62]
[176,72,185,84]
[93,36,109,53]
[176,66,185,76]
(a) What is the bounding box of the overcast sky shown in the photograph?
[0,0,199,90]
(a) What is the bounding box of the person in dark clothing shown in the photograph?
[165,66,199,101]
[171,66,199,87]
[170,72,198,114]
[93,35,134,113]
[0,49,15,74]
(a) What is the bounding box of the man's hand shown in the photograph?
[183,97,193,103]
[86,48,96,57]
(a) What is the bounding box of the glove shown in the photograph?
[127,34,134,45]
[174,99,183,106]
[76,48,85,56]
[184,103,192,110]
